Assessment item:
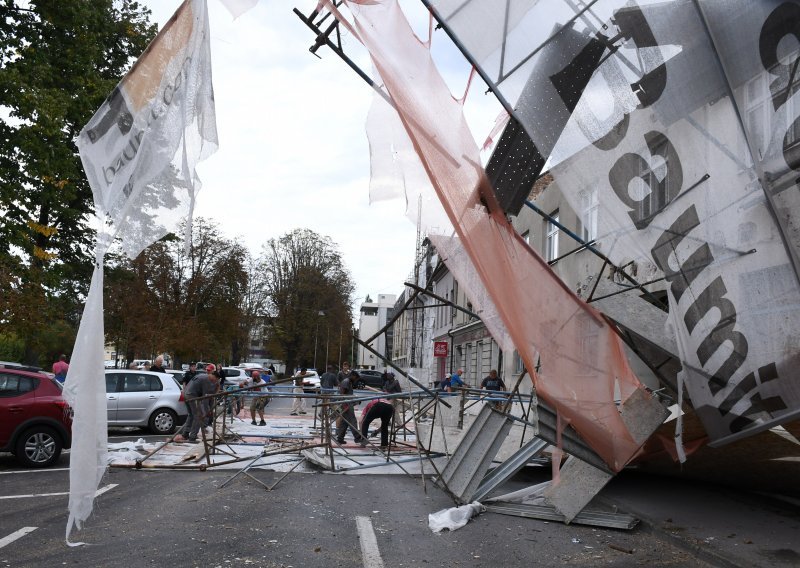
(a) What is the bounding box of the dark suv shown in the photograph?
[354,369,386,390]
[0,367,72,467]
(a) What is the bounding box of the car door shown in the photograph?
[0,373,38,447]
[105,373,121,422]
[116,372,163,425]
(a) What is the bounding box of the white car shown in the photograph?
[221,367,249,387]
[296,370,320,392]
[105,370,188,434]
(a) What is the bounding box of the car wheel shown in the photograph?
[15,426,62,468]
[356,380,365,389]
[149,408,177,434]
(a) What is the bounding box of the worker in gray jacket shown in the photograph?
[180,365,220,442]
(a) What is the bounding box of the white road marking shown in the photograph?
[94,483,118,497]
[0,483,117,500]
[355,516,385,568]
[0,527,37,549]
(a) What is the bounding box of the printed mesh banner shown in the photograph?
[434,0,800,445]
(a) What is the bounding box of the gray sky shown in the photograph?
[141,0,500,314]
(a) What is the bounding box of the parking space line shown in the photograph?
[0,483,117,500]
[0,527,37,549]
[94,483,118,497]
[355,516,385,568]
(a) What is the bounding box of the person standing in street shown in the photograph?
[319,364,339,393]
[359,398,394,448]
[178,365,220,442]
[52,354,69,383]
[382,371,403,415]
[249,370,268,425]
[335,370,363,445]
[337,361,352,385]
[480,369,505,392]
[317,364,339,420]
[149,356,166,373]
[290,368,308,415]
[181,362,198,389]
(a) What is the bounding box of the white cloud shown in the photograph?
[142,0,501,314]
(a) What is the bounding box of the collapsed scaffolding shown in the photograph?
[107,275,644,532]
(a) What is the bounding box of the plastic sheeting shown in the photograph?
[328,0,653,472]
[67,0,218,541]
[428,502,485,532]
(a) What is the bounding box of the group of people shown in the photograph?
[314,361,400,448]
[439,368,508,393]
[172,362,274,442]
[169,358,408,449]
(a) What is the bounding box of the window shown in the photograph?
[122,373,162,392]
[451,282,459,322]
[744,59,800,163]
[0,374,37,397]
[545,210,560,262]
[513,350,525,374]
[106,374,120,393]
[580,188,598,242]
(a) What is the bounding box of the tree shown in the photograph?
[104,218,248,367]
[0,0,156,363]
[261,228,354,374]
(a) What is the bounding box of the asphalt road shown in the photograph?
[1,394,792,567]
[0,464,712,568]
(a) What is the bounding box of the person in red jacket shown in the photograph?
[359,398,394,448]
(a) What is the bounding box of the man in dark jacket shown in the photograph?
[180,366,220,442]
[181,362,198,389]
[149,356,167,373]
[319,364,339,392]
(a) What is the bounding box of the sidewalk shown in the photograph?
[599,470,800,568]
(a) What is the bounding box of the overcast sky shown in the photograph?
[141,0,500,316]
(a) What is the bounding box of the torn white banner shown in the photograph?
[66,0,218,543]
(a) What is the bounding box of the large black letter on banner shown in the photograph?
[609,131,683,229]
[760,2,800,170]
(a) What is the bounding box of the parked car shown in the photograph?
[0,361,44,373]
[297,370,320,392]
[0,367,72,467]
[166,369,185,383]
[221,367,249,387]
[354,369,385,390]
[105,370,187,434]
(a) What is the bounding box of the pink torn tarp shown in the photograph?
[328,0,653,472]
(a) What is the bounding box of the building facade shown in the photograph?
[356,294,397,369]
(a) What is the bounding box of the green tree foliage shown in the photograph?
[261,228,354,374]
[104,218,248,367]
[0,0,156,363]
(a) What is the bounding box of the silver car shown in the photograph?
[105,370,188,434]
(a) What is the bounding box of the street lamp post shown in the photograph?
[313,310,325,371]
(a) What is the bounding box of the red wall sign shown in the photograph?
[433,341,448,358]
